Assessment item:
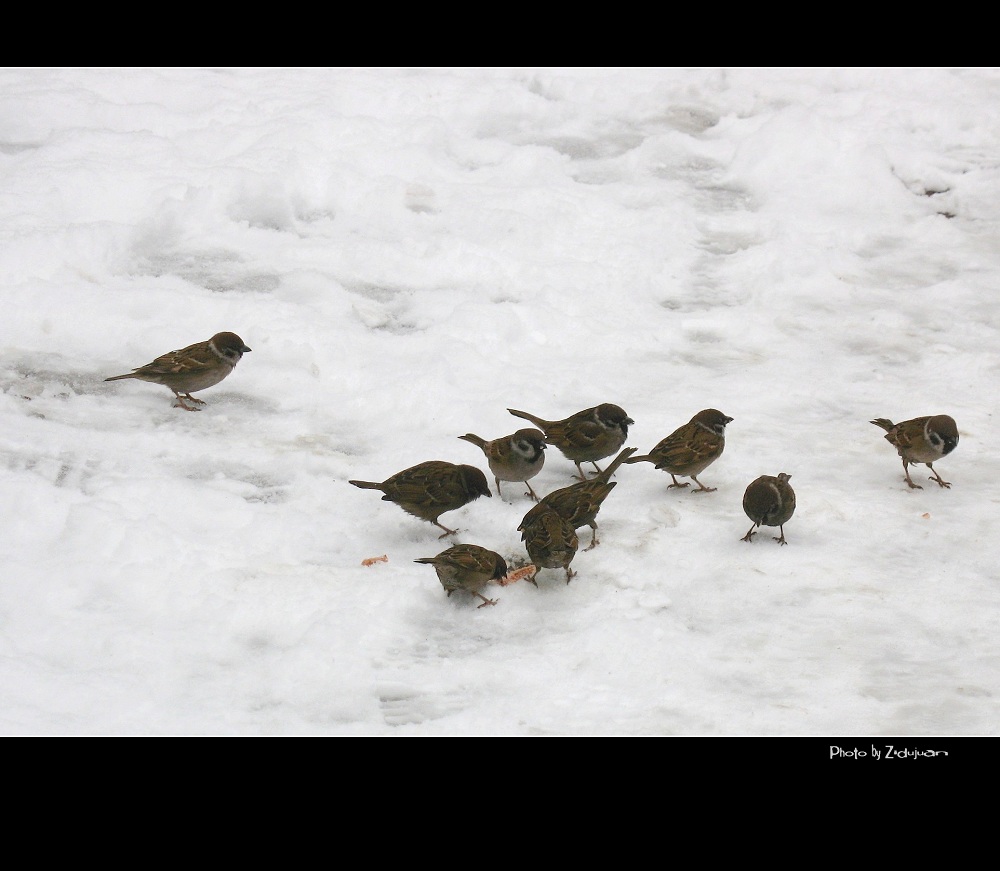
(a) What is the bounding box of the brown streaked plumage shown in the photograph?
[518,504,579,584]
[519,446,637,551]
[741,473,796,545]
[507,403,633,480]
[105,331,252,410]
[871,415,959,489]
[414,544,508,608]
[349,461,491,537]
[458,428,546,501]
[625,408,732,492]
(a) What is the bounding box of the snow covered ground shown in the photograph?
[1,67,998,737]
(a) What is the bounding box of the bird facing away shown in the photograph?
[741,473,796,545]
[518,504,579,584]
[507,403,633,480]
[519,446,637,551]
[870,415,959,489]
[414,544,508,608]
[105,331,252,411]
[348,461,491,538]
[457,428,546,501]
[625,408,732,492]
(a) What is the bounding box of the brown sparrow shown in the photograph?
[518,504,579,584]
[457,428,546,501]
[105,331,252,411]
[414,544,508,608]
[507,403,634,479]
[741,473,796,545]
[519,446,637,550]
[625,408,732,492]
[349,461,491,537]
[871,415,959,489]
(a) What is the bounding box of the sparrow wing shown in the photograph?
[135,341,216,377]
[556,418,606,451]
[651,423,721,470]
[384,463,462,508]
[887,418,928,451]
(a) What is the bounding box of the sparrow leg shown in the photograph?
[524,481,541,502]
[668,475,691,489]
[434,521,459,538]
[183,393,207,406]
[773,526,789,546]
[494,478,505,499]
[583,524,600,551]
[565,567,577,584]
[690,476,717,493]
[927,464,952,488]
[475,593,498,608]
[172,392,201,412]
[741,525,757,542]
[902,461,923,489]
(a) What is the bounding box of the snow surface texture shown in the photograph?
[1,67,998,736]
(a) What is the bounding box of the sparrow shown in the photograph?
[519,446,637,551]
[507,403,634,479]
[625,408,732,492]
[349,461,491,538]
[105,331,252,411]
[414,544,508,608]
[458,428,546,501]
[741,473,796,545]
[518,504,579,584]
[870,415,959,489]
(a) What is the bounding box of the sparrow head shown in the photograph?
[458,465,492,499]
[210,332,252,364]
[490,555,510,581]
[596,403,634,434]
[512,428,546,459]
[693,408,733,435]
[926,415,959,455]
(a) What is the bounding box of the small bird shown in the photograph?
[625,408,732,492]
[414,544,508,608]
[105,331,252,411]
[871,415,959,489]
[741,473,796,545]
[519,446,637,551]
[458,428,546,501]
[518,504,579,584]
[349,461,491,538]
[507,403,633,479]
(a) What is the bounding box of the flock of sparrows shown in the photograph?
[104,332,961,609]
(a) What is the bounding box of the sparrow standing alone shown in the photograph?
[414,544,508,608]
[457,428,546,501]
[870,415,959,489]
[105,331,252,411]
[741,473,796,545]
[625,408,732,492]
[349,461,491,538]
[518,504,579,584]
[507,403,633,480]
[519,446,637,551]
